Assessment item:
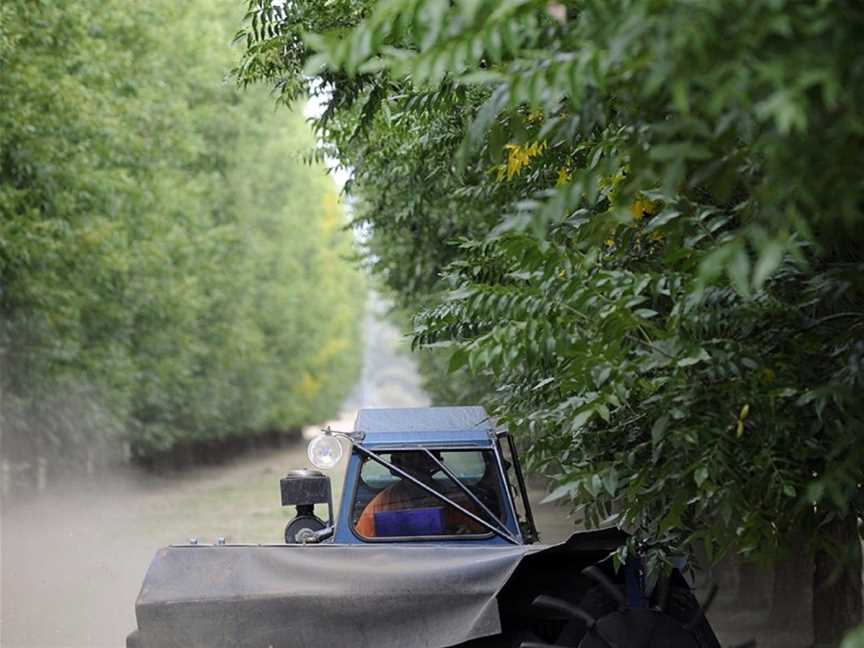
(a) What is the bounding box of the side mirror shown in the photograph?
[280,469,333,543]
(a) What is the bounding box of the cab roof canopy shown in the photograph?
[354,406,496,447]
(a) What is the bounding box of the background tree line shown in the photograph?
[0,0,363,485]
[237,0,863,644]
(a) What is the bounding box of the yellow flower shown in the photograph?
[556,166,572,187]
[630,197,658,221]
[500,141,547,181]
[736,403,750,438]
[598,169,626,191]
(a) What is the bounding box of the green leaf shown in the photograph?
[660,505,682,531]
[448,348,469,373]
[727,247,752,297]
[602,470,619,497]
[592,364,612,387]
[542,482,574,504]
[633,308,658,319]
[587,474,604,497]
[677,348,710,368]
[570,409,594,430]
[651,415,670,445]
[752,240,784,289]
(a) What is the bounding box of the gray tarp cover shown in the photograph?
[134,543,544,648]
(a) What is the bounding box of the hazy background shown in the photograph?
[0,294,575,648]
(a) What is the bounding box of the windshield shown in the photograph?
[352,450,505,539]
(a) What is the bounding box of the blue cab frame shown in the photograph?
[329,413,538,546]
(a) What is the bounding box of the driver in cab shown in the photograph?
[356,452,484,537]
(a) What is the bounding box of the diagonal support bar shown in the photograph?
[419,448,518,543]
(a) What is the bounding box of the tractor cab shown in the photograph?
[280,406,538,546]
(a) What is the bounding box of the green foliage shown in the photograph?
[0,0,363,464]
[238,0,864,582]
[842,625,864,648]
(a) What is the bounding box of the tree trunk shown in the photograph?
[768,529,813,634]
[813,515,863,647]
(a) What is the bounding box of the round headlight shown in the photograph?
[307,434,343,469]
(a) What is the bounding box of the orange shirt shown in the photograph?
[356,482,485,537]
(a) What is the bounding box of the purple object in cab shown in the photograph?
[374,507,445,537]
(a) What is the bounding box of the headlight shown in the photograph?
[307,434,343,469]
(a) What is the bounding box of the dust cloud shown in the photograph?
[2,468,219,647]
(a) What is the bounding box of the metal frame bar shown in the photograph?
[362,444,487,452]
[352,445,519,545]
[490,437,525,543]
[505,433,538,542]
[419,448,518,543]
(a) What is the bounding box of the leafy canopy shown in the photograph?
[1,0,364,464]
[237,0,864,575]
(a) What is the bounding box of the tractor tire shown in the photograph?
[664,585,722,648]
[554,583,722,648]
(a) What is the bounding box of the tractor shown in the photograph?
[127,406,728,648]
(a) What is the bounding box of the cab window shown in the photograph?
[352,450,504,539]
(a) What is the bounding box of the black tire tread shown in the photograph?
[555,582,722,648]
